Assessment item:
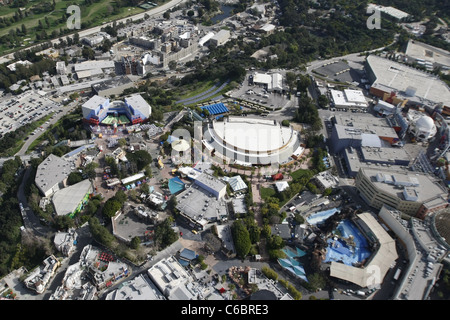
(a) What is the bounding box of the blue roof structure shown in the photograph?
[168,177,185,195]
[180,248,197,261]
[201,102,229,115]
[178,259,190,267]
[277,247,309,282]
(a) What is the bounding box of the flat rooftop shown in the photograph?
[361,167,447,203]
[405,40,450,68]
[35,154,72,194]
[124,94,152,118]
[52,179,93,216]
[74,60,115,72]
[334,113,399,139]
[194,172,227,194]
[330,89,368,107]
[361,146,411,163]
[176,185,228,223]
[367,55,450,107]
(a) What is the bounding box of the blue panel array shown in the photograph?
[201,103,229,115]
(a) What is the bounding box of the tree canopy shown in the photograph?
[231,220,252,259]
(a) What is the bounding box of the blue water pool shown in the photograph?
[306,208,340,225]
[324,220,372,266]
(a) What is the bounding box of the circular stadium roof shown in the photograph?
[203,117,302,165]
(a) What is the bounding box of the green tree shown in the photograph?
[114,189,128,204]
[130,236,141,249]
[154,218,178,249]
[102,198,122,218]
[89,217,115,247]
[261,266,278,281]
[307,273,327,292]
[67,172,83,185]
[232,220,251,259]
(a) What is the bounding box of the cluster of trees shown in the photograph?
[105,149,152,180]
[0,157,39,277]
[102,189,128,218]
[295,95,322,131]
[181,42,248,85]
[67,162,99,185]
[0,56,56,91]
[231,220,253,259]
[89,217,116,247]
[310,148,329,173]
[153,217,179,250]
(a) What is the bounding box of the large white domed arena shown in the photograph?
[201,117,303,166]
[406,110,437,141]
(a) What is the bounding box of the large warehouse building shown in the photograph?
[35,154,72,197]
[52,179,93,217]
[82,94,151,126]
[365,55,450,109]
[201,117,303,166]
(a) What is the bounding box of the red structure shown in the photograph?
[271,173,283,181]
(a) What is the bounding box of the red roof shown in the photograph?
[271,173,283,180]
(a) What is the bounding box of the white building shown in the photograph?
[209,29,230,47]
[193,173,227,200]
[56,61,67,75]
[406,110,437,141]
[54,229,78,256]
[105,274,166,300]
[253,72,283,92]
[330,89,368,109]
[147,256,197,300]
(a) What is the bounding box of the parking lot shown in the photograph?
[310,57,367,85]
[228,71,294,111]
[0,91,62,136]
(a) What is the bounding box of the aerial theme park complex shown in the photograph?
[82,94,152,127]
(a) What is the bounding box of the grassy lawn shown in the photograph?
[289,168,312,181]
[0,0,147,55]
[177,80,216,100]
[260,186,276,200]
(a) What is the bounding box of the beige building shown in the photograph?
[355,168,448,219]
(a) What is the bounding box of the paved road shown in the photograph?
[17,167,53,237]
[14,101,79,157]
[305,34,399,75]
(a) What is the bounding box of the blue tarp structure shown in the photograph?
[296,247,307,257]
[278,258,308,282]
[324,220,372,266]
[201,102,229,115]
[278,247,309,282]
[168,177,185,195]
